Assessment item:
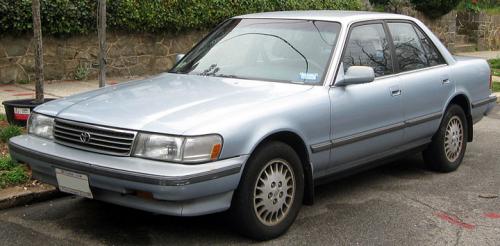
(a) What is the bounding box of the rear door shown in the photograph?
[386,21,453,143]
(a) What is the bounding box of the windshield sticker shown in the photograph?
[299,72,319,82]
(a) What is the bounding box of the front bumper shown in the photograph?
[9,135,247,216]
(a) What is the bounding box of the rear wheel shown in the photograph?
[231,141,304,241]
[423,104,468,172]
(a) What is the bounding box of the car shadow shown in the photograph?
[48,154,431,244]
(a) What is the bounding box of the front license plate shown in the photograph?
[55,168,93,198]
[13,107,30,114]
[13,107,30,120]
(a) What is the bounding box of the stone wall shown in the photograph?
[0,31,207,83]
[401,8,458,51]
[457,11,500,50]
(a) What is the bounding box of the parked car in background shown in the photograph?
[9,11,496,240]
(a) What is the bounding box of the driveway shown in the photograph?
[0,106,499,245]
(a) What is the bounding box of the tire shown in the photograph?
[230,141,304,241]
[423,104,468,172]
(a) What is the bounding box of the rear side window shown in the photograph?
[387,22,445,72]
[414,26,446,67]
[342,24,393,77]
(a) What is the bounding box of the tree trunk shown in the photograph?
[32,0,44,103]
[98,0,106,88]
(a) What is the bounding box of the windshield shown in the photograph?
[170,19,341,85]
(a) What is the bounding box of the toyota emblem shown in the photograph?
[79,132,91,143]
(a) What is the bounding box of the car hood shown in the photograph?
[36,73,313,135]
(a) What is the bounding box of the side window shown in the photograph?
[387,22,445,72]
[342,24,393,77]
[414,26,446,66]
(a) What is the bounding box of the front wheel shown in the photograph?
[230,141,304,241]
[423,104,468,172]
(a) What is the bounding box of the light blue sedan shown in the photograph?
[9,11,497,240]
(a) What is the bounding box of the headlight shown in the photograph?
[28,113,55,139]
[133,133,222,163]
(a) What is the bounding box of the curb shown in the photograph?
[0,185,64,210]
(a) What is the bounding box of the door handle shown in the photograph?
[442,78,450,84]
[391,89,402,97]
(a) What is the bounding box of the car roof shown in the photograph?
[235,10,412,24]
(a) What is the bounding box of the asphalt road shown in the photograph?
[1,107,499,245]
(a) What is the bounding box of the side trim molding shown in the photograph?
[332,122,405,148]
[311,111,443,152]
[404,111,442,127]
[472,95,497,108]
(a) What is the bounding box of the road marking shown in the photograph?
[434,212,475,229]
[12,93,35,96]
[483,213,500,219]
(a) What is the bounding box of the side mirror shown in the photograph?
[175,54,185,63]
[335,66,375,86]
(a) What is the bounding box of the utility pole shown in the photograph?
[32,0,44,102]
[98,0,106,88]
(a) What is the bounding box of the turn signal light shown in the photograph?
[210,143,222,160]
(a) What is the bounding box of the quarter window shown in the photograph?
[342,24,393,77]
[414,26,446,67]
[387,22,445,72]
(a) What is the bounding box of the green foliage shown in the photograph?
[410,0,462,18]
[493,82,500,92]
[0,165,29,188]
[17,79,30,84]
[457,0,500,13]
[74,63,89,80]
[0,0,362,35]
[490,59,500,68]
[0,114,6,122]
[0,155,16,171]
[489,59,500,77]
[0,125,23,142]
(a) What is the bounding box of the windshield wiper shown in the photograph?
[212,74,242,79]
[219,32,309,76]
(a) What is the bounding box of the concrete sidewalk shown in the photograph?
[455,50,500,60]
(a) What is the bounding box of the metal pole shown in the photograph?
[98,0,106,88]
[32,0,44,102]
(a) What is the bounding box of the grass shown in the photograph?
[0,114,30,189]
[0,155,17,170]
[0,156,28,188]
[0,165,29,188]
[489,58,500,77]
[0,125,23,142]
[493,81,500,93]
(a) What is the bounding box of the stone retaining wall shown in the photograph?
[402,9,458,51]
[457,11,500,51]
[0,31,207,83]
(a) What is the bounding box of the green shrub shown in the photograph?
[410,0,461,18]
[0,125,23,142]
[0,0,362,35]
[0,114,6,122]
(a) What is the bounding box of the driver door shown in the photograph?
[326,22,405,174]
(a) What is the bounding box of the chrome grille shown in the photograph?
[53,119,137,156]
